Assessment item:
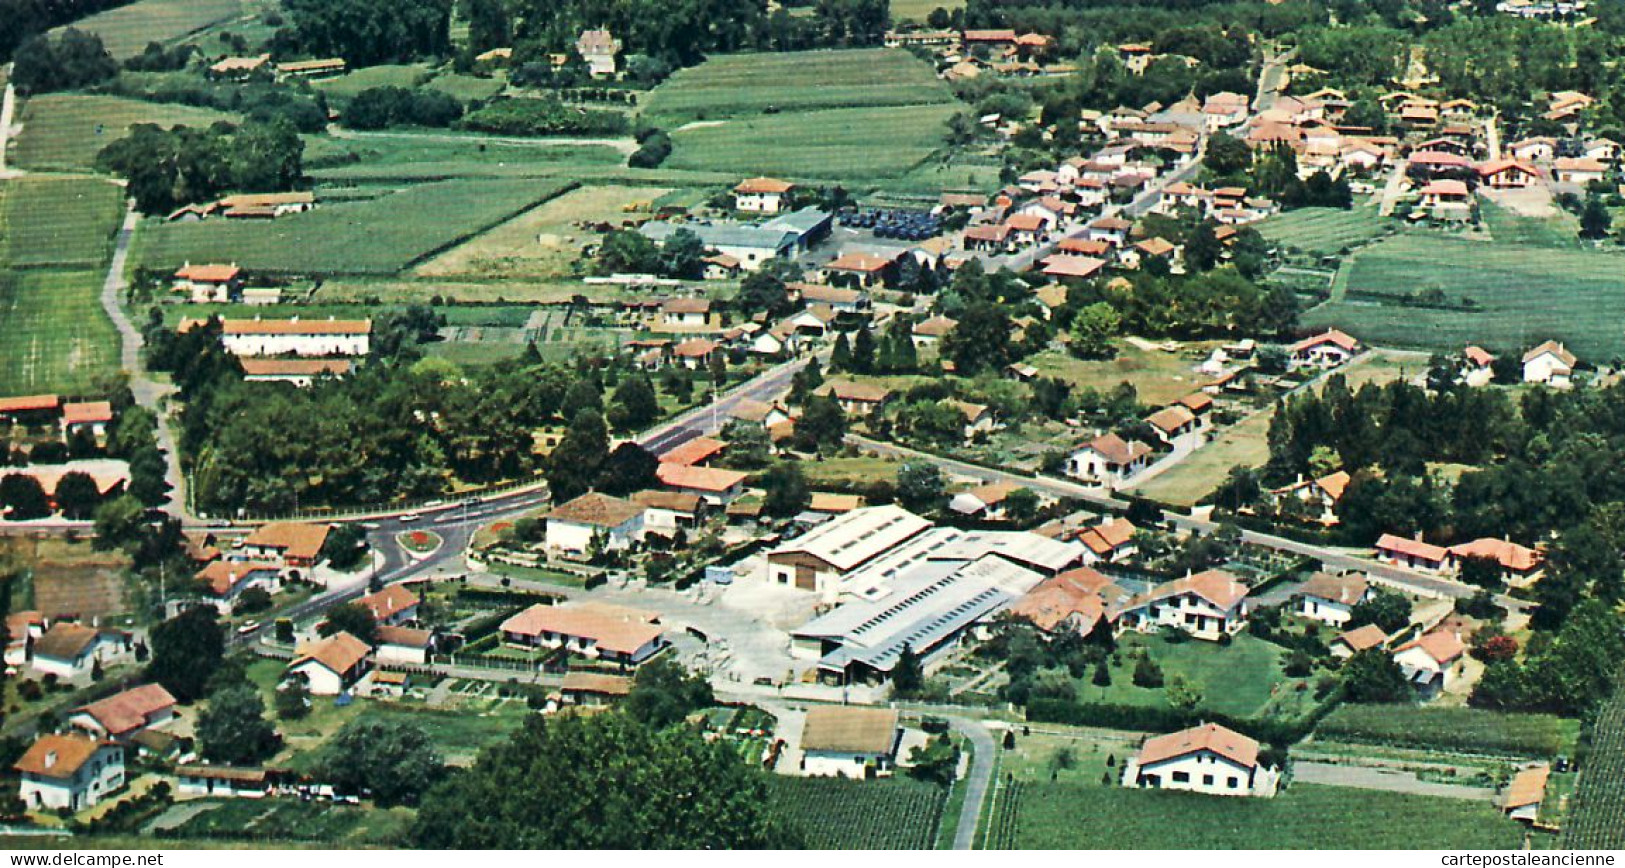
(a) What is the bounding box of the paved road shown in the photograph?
[98,203,190,521]
[949,716,996,850]
[1294,761,1494,800]
[639,352,822,452]
[0,82,17,177]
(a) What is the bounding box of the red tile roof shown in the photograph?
[1137,723,1259,769]
[1449,537,1542,572]
[61,401,113,426]
[175,263,241,283]
[1334,623,1388,653]
[243,522,331,562]
[293,631,371,676]
[735,177,794,194]
[501,602,663,655]
[547,492,645,528]
[656,462,747,493]
[660,436,727,466]
[221,318,370,335]
[1397,629,1466,665]
[1375,533,1450,562]
[14,733,110,779]
[359,584,419,622]
[0,394,60,414]
[72,684,176,737]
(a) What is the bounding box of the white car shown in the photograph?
[399,513,420,523]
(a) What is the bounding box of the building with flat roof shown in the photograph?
[767,505,932,594]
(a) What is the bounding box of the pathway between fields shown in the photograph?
[949,716,996,849]
[1293,761,1495,800]
[0,82,17,177]
[327,126,639,156]
[98,202,191,521]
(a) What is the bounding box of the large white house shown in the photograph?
[15,734,125,812]
[1121,723,1279,797]
[499,602,666,666]
[767,505,931,593]
[1113,570,1250,641]
[200,317,371,357]
[1067,432,1154,489]
[734,177,795,214]
[1293,572,1371,626]
[799,706,902,778]
[31,623,129,680]
[286,631,373,695]
[1522,340,1576,388]
[544,492,647,555]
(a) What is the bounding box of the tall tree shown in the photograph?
[547,410,611,502]
[320,718,445,806]
[147,606,225,701]
[197,684,280,764]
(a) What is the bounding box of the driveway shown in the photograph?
[949,716,996,849]
[1293,761,1494,800]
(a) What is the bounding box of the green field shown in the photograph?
[156,799,412,846]
[1076,633,1312,719]
[1478,197,1579,249]
[12,94,238,171]
[1133,408,1274,507]
[667,103,956,180]
[892,0,965,19]
[1317,705,1579,758]
[1256,206,1392,257]
[768,776,947,849]
[138,178,577,275]
[52,0,246,59]
[0,177,125,268]
[314,64,433,101]
[1564,684,1625,848]
[643,49,953,123]
[0,270,120,395]
[991,781,1529,849]
[307,133,625,183]
[1303,234,1625,359]
[424,71,507,104]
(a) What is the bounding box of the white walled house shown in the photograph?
[375,626,433,665]
[213,318,371,357]
[734,177,795,214]
[499,602,666,666]
[1330,623,1388,659]
[1290,329,1360,369]
[30,623,128,680]
[173,263,242,303]
[286,631,372,695]
[15,734,125,812]
[1522,340,1576,388]
[1122,723,1278,798]
[544,492,646,555]
[1068,433,1153,489]
[1394,629,1466,693]
[1293,572,1371,626]
[1114,570,1250,641]
[67,684,177,743]
[799,706,902,778]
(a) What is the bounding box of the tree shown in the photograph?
[736,266,792,318]
[608,374,661,432]
[0,474,50,520]
[1003,488,1040,524]
[1131,655,1164,688]
[320,523,368,571]
[625,658,714,729]
[92,495,147,549]
[906,734,959,786]
[1165,674,1203,713]
[1581,193,1612,240]
[547,410,611,502]
[596,229,662,275]
[1341,648,1412,703]
[410,713,799,848]
[940,302,1013,376]
[1457,554,1504,589]
[10,29,118,94]
[281,0,453,66]
[892,643,924,695]
[1091,661,1112,686]
[659,229,708,280]
[1069,303,1121,360]
[320,602,379,646]
[320,718,444,806]
[852,328,877,374]
[793,395,845,453]
[276,673,312,720]
[197,684,280,764]
[1348,588,1412,634]
[599,442,659,496]
[761,461,811,518]
[896,462,946,514]
[1204,131,1251,176]
[52,471,103,520]
[147,606,225,702]
[830,332,854,372]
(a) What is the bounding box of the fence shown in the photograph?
[222,474,548,524]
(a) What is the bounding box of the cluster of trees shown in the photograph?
[10,28,117,93]
[97,119,306,215]
[595,229,706,280]
[830,320,919,377]
[0,0,132,62]
[1471,600,1625,716]
[1059,265,1298,344]
[101,74,330,133]
[344,86,464,129]
[458,96,629,136]
[274,0,452,67]
[152,318,637,514]
[628,126,672,169]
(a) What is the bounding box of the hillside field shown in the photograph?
[51,0,245,58]
[667,103,957,180]
[643,49,953,122]
[0,269,119,395]
[137,179,577,275]
[11,94,238,171]
[1303,234,1625,359]
[1256,206,1392,257]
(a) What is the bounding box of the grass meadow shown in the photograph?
[643,49,953,123]
[666,103,957,180]
[138,178,577,275]
[0,177,124,268]
[12,94,238,171]
[1256,206,1392,257]
[1303,234,1625,359]
[51,0,245,58]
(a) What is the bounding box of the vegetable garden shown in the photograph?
[1315,705,1578,758]
[768,776,946,849]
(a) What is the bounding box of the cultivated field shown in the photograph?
[306,134,626,184]
[1478,196,1579,248]
[1303,235,1625,359]
[417,184,670,280]
[1,538,131,620]
[138,179,577,275]
[990,781,1529,849]
[1564,685,1625,848]
[0,176,125,268]
[1256,206,1392,257]
[768,776,947,849]
[1316,705,1578,758]
[51,0,245,58]
[0,270,120,395]
[643,49,953,123]
[666,103,957,180]
[11,94,238,171]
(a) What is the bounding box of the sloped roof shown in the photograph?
[242,522,331,561]
[1522,340,1576,367]
[1504,764,1551,810]
[660,436,727,466]
[72,683,177,737]
[500,602,663,655]
[15,733,109,779]
[1396,629,1466,665]
[1075,517,1136,556]
[293,631,372,676]
[1137,723,1259,769]
[359,584,419,622]
[1376,533,1450,562]
[1079,432,1152,466]
[801,706,900,754]
[1297,572,1368,606]
[1449,537,1541,572]
[561,671,633,696]
[547,492,645,528]
[376,625,433,649]
[34,622,101,661]
[1008,566,1121,633]
[1333,623,1389,653]
[656,463,747,493]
